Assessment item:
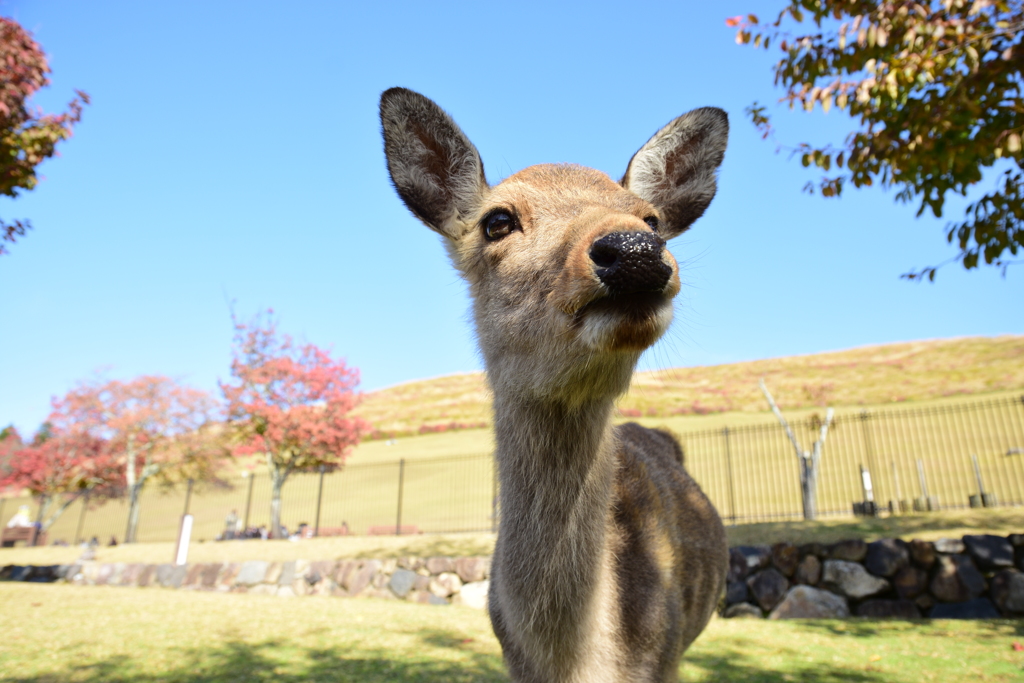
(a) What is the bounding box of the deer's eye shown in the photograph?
[644,216,660,232]
[483,211,517,241]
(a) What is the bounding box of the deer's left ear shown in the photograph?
[621,107,728,239]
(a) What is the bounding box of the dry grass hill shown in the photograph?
[355,335,1024,438]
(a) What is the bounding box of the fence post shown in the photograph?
[396,458,406,536]
[722,427,736,524]
[891,461,903,514]
[859,411,881,502]
[314,464,326,537]
[242,472,254,531]
[0,499,5,534]
[491,457,499,533]
[183,479,194,516]
[74,491,91,546]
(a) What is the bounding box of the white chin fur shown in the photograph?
[578,304,674,351]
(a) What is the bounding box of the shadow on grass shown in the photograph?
[8,640,895,683]
[6,632,509,683]
[683,647,886,683]
[792,617,1024,639]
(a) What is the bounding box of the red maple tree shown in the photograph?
[0,425,25,492]
[0,425,117,533]
[0,16,89,255]
[222,310,369,538]
[58,376,224,542]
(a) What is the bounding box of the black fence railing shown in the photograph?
[0,454,498,546]
[679,394,1024,523]
[2,395,1022,545]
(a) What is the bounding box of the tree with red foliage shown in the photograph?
[60,376,224,542]
[0,425,24,489]
[0,16,89,255]
[222,310,369,539]
[0,425,116,533]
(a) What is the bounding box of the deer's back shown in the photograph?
[611,422,727,678]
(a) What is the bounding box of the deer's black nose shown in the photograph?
[589,231,672,295]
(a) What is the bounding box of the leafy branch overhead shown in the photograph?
[730,1,1024,279]
[0,16,89,255]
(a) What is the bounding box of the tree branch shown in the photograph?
[759,378,805,457]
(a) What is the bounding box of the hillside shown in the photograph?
[354,335,1024,438]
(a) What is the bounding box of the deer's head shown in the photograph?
[381,88,727,403]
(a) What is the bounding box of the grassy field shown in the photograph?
[2,508,1021,567]
[355,336,1024,435]
[3,336,1021,547]
[0,583,1021,682]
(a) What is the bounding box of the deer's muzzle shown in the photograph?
[589,231,672,295]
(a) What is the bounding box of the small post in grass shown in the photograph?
[969,453,997,508]
[914,459,939,511]
[173,479,195,566]
[723,427,736,524]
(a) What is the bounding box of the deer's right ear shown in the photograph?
[380,88,488,240]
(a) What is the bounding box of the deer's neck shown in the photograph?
[491,390,621,676]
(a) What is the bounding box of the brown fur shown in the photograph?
[380,87,729,682]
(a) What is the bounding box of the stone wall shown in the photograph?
[4,532,1023,620]
[725,533,1024,619]
[0,556,492,609]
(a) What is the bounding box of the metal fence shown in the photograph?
[679,394,1024,523]
[2,395,1022,545]
[0,453,497,546]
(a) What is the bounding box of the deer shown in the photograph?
[380,87,729,683]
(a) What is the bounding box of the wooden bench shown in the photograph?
[311,526,351,538]
[366,525,420,536]
[1,526,46,548]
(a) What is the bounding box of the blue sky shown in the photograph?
[1,1,1021,435]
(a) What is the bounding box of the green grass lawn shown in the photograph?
[0,583,1022,682]
[1,507,1020,567]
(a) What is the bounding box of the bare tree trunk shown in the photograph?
[270,475,284,539]
[268,450,291,539]
[124,435,139,543]
[37,495,53,529]
[125,481,143,543]
[800,456,817,521]
[123,436,159,544]
[41,491,85,532]
[32,494,53,546]
[760,379,833,521]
